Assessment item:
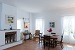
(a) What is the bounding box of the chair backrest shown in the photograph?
[51,33,56,34]
[51,33,56,36]
[44,35,50,41]
[61,35,63,43]
[35,30,40,35]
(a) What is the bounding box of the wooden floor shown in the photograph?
[4,40,75,50]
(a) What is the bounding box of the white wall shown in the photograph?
[0,3,31,32]
[17,8,32,39]
[1,3,17,30]
[0,3,2,29]
[17,8,30,32]
[29,13,33,34]
[0,3,31,42]
[32,13,62,35]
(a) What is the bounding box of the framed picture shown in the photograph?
[5,15,14,24]
[24,22,29,28]
[50,22,55,28]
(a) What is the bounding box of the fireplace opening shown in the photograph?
[5,31,17,44]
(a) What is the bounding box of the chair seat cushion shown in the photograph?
[34,36,39,38]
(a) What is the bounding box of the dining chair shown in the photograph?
[51,33,56,36]
[43,35,52,50]
[39,33,44,43]
[55,35,63,49]
[33,30,42,43]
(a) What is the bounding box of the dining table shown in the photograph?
[43,34,59,48]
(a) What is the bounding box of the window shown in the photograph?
[17,19,22,31]
[63,16,75,44]
[35,19,44,34]
[63,16,75,35]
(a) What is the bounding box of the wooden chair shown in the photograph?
[51,33,56,36]
[33,30,42,43]
[51,33,58,47]
[43,35,52,50]
[39,33,44,43]
[55,35,63,49]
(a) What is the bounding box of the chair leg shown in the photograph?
[48,42,50,50]
[39,37,40,43]
[43,43,45,49]
[61,43,63,49]
[43,40,46,49]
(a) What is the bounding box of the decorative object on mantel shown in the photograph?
[50,22,55,28]
[10,24,12,30]
[47,28,52,35]
[5,15,14,24]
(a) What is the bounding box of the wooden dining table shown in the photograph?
[43,34,59,48]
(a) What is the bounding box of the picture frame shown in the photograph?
[50,22,55,28]
[5,15,14,24]
[24,22,29,28]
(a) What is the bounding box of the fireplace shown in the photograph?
[5,31,16,44]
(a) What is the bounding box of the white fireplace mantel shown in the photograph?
[0,29,22,50]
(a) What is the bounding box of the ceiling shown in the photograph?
[0,0,75,13]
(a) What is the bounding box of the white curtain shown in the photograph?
[35,19,44,34]
[63,16,75,44]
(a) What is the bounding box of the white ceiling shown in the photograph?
[0,0,75,13]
